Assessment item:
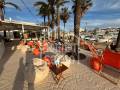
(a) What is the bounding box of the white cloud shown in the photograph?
[91,0,120,11]
[81,18,120,29]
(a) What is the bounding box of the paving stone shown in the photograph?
[0,46,120,90]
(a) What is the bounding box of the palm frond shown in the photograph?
[71,0,75,3]
[5,2,21,10]
[34,1,47,7]
[0,0,4,3]
[58,1,69,6]
[60,7,70,23]
[72,0,92,16]
[56,0,69,8]
[81,0,92,16]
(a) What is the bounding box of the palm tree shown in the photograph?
[60,7,70,39]
[34,0,56,40]
[34,1,51,26]
[72,0,92,57]
[0,0,20,38]
[34,0,68,40]
[115,30,120,51]
[55,0,69,39]
[46,0,55,40]
[0,0,20,20]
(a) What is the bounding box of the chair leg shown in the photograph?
[50,71,59,83]
[56,73,64,82]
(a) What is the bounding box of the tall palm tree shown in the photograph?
[55,0,69,39]
[0,0,20,20]
[0,0,20,38]
[34,1,51,26]
[60,7,70,39]
[115,30,120,51]
[47,0,55,40]
[72,0,92,56]
[34,0,68,40]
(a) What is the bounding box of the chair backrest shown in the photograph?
[103,48,120,69]
[27,41,34,47]
[33,48,40,56]
[43,56,52,67]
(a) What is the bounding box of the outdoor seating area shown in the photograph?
[15,37,71,84]
[0,22,120,89]
[1,40,120,90]
[0,0,120,90]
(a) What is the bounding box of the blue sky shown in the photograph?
[5,0,120,31]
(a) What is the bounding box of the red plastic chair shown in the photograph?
[27,41,34,48]
[43,56,52,67]
[103,48,120,69]
[33,48,40,56]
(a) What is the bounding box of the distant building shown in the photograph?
[79,28,85,32]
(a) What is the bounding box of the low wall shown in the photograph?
[0,40,5,59]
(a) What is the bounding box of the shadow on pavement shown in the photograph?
[45,52,56,56]
[12,57,25,90]
[0,41,18,76]
[66,52,87,60]
[66,51,120,84]
[25,51,35,90]
[12,50,36,90]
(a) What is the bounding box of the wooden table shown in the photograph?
[50,64,68,83]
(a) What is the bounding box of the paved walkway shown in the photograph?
[0,43,120,90]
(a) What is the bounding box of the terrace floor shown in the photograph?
[0,41,120,90]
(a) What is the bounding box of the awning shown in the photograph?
[0,20,49,31]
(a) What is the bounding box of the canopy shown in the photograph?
[0,20,49,31]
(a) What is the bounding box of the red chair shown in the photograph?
[33,48,40,56]
[27,41,34,48]
[43,56,52,67]
[102,48,120,69]
[43,55,68,83]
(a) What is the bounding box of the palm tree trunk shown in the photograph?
[0,8,4,20]
[4,30,6,37]
[48,0,55,40]
[43,16,46,25]
[47,15,50,26]
[0,7,6,38]
[63,23,65,40]
[57,8,60,40]
[74,1,81,59]
[51,14,55,40]
[115,30,120,51]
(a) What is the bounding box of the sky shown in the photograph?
[5,0,120,31]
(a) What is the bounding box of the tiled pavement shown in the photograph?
[0,45,120,90]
